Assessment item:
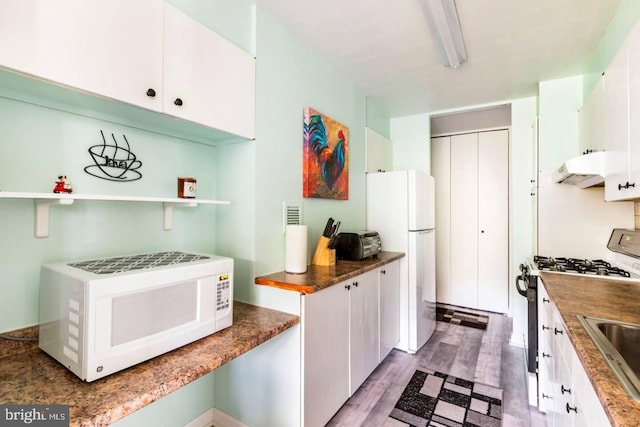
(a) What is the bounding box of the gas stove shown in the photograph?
[532,255,632,278]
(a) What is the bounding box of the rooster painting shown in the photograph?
[303,107,349,199]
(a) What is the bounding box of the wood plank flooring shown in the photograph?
[327,305,548,426]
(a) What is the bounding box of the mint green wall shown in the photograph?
[584,0,640,96]
[366,99,391,139]
[251,9,368,281]
[0,93,221,332]
[167,0,255,55]
[213,6,372,426]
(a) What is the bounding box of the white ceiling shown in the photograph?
[252,0,622,117]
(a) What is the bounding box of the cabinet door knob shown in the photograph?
[561,384,571,395]
[542,393,552,400]
[554,328,564,335]
[542,352,551,358]
[381,270,386,275]
[345,284,351,291]
[174,98,183,106]
[565,402,578,414]
[542,325,550,331]
[353,281,358,287]
[146,88,156,97]
[543,297,550,303]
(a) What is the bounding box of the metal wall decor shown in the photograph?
[84,130,143,182]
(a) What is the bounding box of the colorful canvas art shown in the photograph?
[303,107,349,200]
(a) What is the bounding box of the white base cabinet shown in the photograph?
[537,281,610,427]
[302,280,350,427]
[379,261,400,362]
[302,262,399,427]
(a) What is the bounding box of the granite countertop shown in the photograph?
[0,301,299,427]
[539,272,640,427]
[254,251,405,294]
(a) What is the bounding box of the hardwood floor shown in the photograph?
[327,305,548,426]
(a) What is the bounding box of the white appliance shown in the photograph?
[366,170,436,353]
[39,251,233,382]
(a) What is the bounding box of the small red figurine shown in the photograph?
[53,175,73,194]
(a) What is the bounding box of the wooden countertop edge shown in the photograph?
[254,252,405,294]
[0,301,300,427]
[539,272,640,427]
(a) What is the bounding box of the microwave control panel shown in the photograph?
[216,274,231,311]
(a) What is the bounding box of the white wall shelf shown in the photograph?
[0,192,230,238]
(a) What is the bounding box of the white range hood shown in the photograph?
[552,151,607,189]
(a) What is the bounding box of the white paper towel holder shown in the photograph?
[285,224,308,273]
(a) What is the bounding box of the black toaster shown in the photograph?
[334,231,381,261]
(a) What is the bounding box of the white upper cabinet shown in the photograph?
[163,3,255,139]
[578,75,604,155]
[365,127,393,173]
[0,1,256,141]
[605,20,640,201]
[0,0,164,112]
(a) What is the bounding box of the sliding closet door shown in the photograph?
[432,129,509,313]
[477,130,509,313]
[449,133,479,308]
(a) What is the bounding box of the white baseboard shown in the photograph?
[184,408,248,427]
[210,408,249,427]
[184,409,214,427]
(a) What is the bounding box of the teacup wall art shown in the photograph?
[84,130,143,182]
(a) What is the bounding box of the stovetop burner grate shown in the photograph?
[68,251,210,275]
[533,255,631,277]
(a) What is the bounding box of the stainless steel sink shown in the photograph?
[578,315,640,401]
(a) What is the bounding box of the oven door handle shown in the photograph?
[515,274,528,297]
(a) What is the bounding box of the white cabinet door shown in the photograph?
[450,133,479,308]
[579,76,605,155]
[604,34,634,201]
[572,351,610,427]
[365,127,393,173]
[349,269,380,395]
[538,283,555,413]
[624,21,640,199]
[477,130,509,313]
[379,261,400,362]
[0,0,164,111]
[302,282,350,427]
[163,3,255,139]
[431,136,452,304]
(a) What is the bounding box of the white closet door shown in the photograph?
[477,130,509,313]
[450,133,479,308]
[431,137,451,304]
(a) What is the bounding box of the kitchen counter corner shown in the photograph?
[0,301,299,427]
[254,251,405,294]
[539,272,640,427]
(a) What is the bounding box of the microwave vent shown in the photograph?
[67,251,209,275]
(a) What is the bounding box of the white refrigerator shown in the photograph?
[366,170,436,353]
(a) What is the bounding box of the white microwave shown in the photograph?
[38,251,233,382]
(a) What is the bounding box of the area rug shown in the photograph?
[436,307,489,330]
[385,368,503,427]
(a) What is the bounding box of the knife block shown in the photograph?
[311,236,336,266]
